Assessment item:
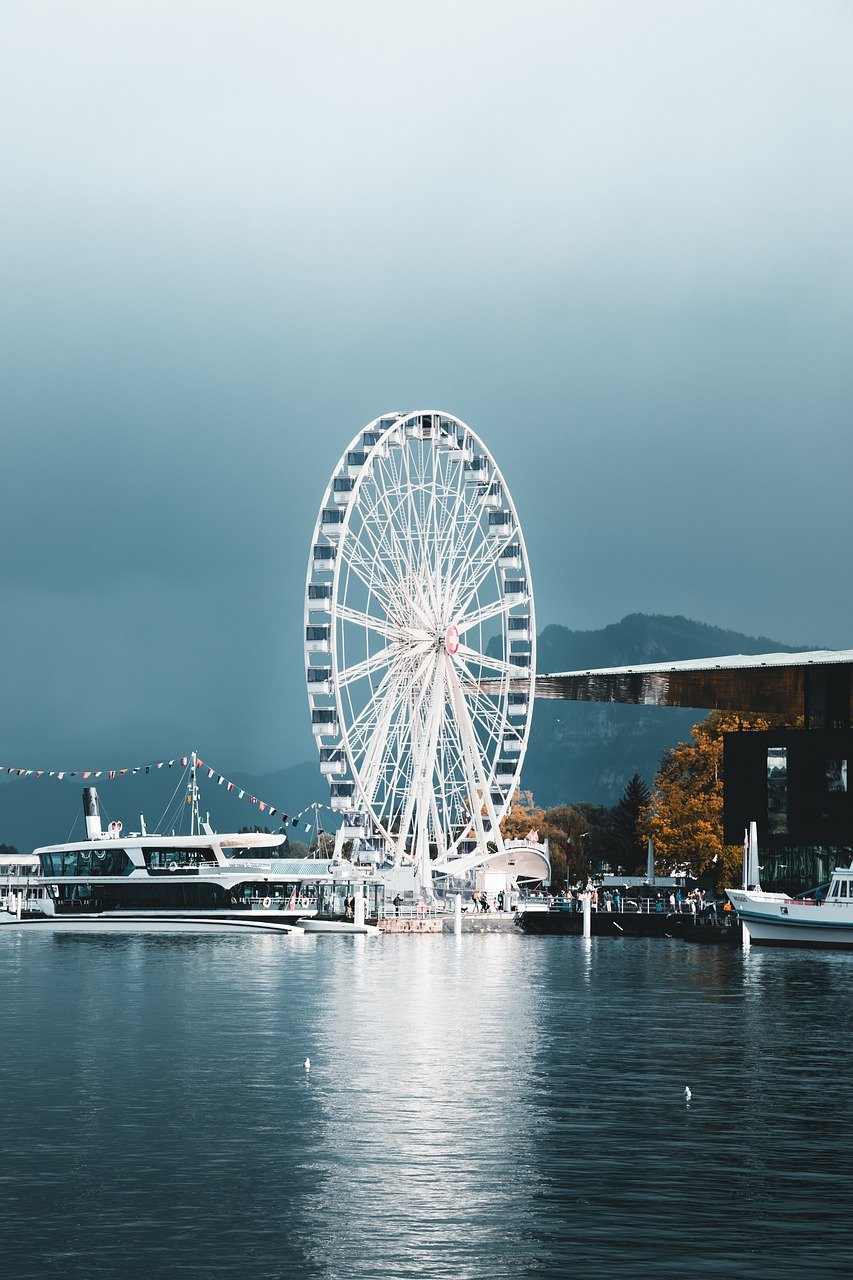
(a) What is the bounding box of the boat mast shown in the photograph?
[189,751,201,836]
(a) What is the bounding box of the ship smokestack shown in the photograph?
[83,787,102,841]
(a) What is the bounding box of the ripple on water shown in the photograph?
[0,933,850,1279]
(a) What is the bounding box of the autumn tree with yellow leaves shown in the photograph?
[644,709,791,883]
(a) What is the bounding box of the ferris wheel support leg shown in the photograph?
[413,658,448,898]
[445,662,503,857]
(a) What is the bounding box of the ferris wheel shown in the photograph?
[304,410,535,885]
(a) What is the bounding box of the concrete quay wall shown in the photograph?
[379,914,520,935]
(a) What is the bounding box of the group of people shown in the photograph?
[550,884,732,921]
[468,889,514,913]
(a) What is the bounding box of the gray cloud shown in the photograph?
[2,1,852,774]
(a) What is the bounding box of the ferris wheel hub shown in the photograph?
[444,624,460,656]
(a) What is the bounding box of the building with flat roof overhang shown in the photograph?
[536,649,853,893]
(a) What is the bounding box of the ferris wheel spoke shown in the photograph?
[344,664,402,754]
[335,602,397,642]
[455,598,509,636]
[453,677,507,759]
[451,533,515,620]
[355,672,411,809]
[456,643,520,679]
[348,465,429,610]
[358,475,435,627]
[399,446,439,618]
[434,459,472,617]
[456,662,507,725]
[437,688,498,819]
[351,485,414,597]
[338,548,401,618]
[336,645,395,689]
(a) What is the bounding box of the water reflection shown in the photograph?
[0,933,851,1279]
[301,934,548,1278]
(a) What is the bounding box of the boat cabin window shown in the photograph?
[233,882,318,904]
[144,848,217,870]
[40,848,132,877]
[839,880,848,897]
[831,881,840,897]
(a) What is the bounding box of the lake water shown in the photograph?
[1,932,851,1279]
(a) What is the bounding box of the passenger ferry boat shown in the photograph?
[0,783,384,934]
[727,863,853,949]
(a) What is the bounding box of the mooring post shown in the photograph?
[582,891,592,939]
[454,893,462,935]
[354,892,365,928]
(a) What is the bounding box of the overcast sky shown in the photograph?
[2,1,852,774]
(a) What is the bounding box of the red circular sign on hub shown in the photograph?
[444,624,460,656]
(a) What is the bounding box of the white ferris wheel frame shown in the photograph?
[304,410,536,886]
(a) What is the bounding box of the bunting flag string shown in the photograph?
[1,756,189,781]
[0,751,338,836]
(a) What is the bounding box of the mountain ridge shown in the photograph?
[0,614,821,849]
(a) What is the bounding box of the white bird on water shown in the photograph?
[684,1086,692,1101]
[304,1057,311,1072]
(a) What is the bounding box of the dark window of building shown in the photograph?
[767,747,788,835]
[826,760,848,792]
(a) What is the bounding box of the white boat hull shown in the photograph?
[0,911,304,935]
[727,889,853,949]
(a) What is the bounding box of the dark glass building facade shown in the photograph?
[723,728,853,893]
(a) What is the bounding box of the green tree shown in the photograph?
[501,794,610,888]
[603,773,651,873]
